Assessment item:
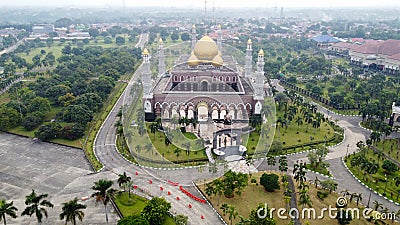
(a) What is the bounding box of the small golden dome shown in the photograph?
[247,38,252,44]
[159,38,163,43]
[193,35,219,60]
[258,49,264,56]
[142,48,149,55]
[218,24,221,29]
[192,24,196,29]
[188,52,199,66]
[212,54,223,67]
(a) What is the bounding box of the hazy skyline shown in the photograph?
[1,0,400,8]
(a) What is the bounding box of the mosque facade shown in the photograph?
[141,26,266,124]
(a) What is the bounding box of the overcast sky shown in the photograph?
[1,0,400,8]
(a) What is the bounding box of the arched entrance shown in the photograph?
[197,102,208,121]
[201,80,208,91]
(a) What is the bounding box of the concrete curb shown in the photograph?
[341,156,400,207]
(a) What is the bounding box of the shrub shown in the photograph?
[260,173,280,192]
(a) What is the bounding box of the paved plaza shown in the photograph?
[0,133,119,224]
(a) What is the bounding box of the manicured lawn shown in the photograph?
[114,192,148,217]
[113,192,176,225]
[374,139,400,161]
[346,148,400,204]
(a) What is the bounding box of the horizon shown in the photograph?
[1,0,400,9]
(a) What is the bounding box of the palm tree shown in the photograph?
[372,200,383,211]
[149,122,158,139]
[298,189,313,207]
[227,205,238,225]
[267,156,276,168]
[220,203,229,216]
[394,177,400,200]
[135,144,141,153]
[355,193,362,206]
[174,148,181,162]
[91,179,116,223]
[117,172,131,192]
[0,199,18,225]
[21,190,54,224]
[59,198,86,225]
[295,116,303,131]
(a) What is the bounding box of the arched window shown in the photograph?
[232,76,236,82]
[226,77,230,82]
[194,76,197,81]
[219,76,223,81]
[180,75,184,81]
[174,76,178,82]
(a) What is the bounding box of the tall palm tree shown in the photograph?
[91,179,116,223]
[372,200,383,211]
[0,199,18,225]
[227,205,238,225]
[21,190,54,224]
[394,177,400,200]
[117,172,131,192]
[59,198,86,225]
[174,148,181,162]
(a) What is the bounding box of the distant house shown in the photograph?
[32,24,54,35]
[392,102,400,123]
[311,35,340,47]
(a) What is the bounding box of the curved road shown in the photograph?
[94,33,224,225]
[268,79,399,214]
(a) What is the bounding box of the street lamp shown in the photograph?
[383,174,388,196]
[367,188,372,208]
[346,144,350,157]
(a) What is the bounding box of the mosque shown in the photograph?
[140,25,266,126]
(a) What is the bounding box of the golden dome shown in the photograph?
[159,38,163,43]
[212,54,223,67]
[188,53,199,66]
[142,48,149,55]
[192,24,196,29]
[258,49,264,55]
[247,38,252,44]
[193,35,219,60]
[218,24,221,29]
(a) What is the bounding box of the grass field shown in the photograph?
[346,148,400,204]
[199,172,373,225]
[113,192,176,225]
[374,139,400,161]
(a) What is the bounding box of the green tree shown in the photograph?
[180,33,190,41]
[174,214,188,225]
[117,172,131,192]
[21,190,54,224]
[320,180,337,193]
[91,179,116,223]
[381,160,398,174]
[141,197,171,225]
[171,31,179,42]
[222,170,248,198]
[117,215,149,225]
[28,97,51,114]
[0,105,20,129]
[63,104,93,125]
[116,36,125,45]
[260,173,280,192]
[278,156,288,173]
[35,122,62,141]
[227,205,238,225]
[247,204,277,225]
[0,199,18,225]
[59,198,86,225]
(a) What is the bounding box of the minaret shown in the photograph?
[245,38,253,78]
[142,48,152,96]
[191,24,197,49]
[217,24,222,49]
[158,38,165,75]
[257,49,265,72]
[254,49,265,99]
